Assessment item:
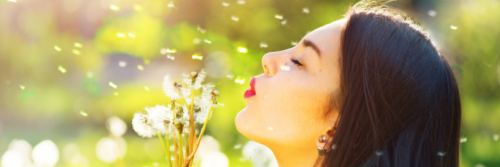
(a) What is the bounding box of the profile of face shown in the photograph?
[235,19,347,155]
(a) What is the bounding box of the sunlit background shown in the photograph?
[0,0,499,166]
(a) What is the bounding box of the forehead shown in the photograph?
[302,18,347,61]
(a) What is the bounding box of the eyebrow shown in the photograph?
[302,39,322,58]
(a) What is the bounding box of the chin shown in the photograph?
[235,107,270,145]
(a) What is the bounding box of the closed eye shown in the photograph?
[291,59,303,66]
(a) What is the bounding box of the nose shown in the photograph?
[262,51,282,76]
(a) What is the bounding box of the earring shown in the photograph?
[318,135,328,143]
[317,147,329,155]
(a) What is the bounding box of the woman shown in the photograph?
[235,1,461,167]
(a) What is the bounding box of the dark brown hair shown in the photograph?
[316,1,461,167]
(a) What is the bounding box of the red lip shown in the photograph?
[244,77,256,98]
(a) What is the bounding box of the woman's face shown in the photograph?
[236,19,347,151]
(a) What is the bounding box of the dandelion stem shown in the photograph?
[173,136,179,167]
[188,88,195,154]
[157,133,171,167]
[184,132,189,163]
[176,129,185,165]
[165,133,173,167]
[183,101,213,167]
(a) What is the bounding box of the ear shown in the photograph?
[316,112,338,149]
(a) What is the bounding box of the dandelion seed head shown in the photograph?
[110,5,120,11]
[428,10,437,17]
[137,65,144,71]
[450,25,458,30]
[54,45,61,52]
[280,65,290,71]
[58,65,67,73]
[166,54,175,60]
[146,105,173,135]
[118,61,127,67]
[192,53,203,60]
[163,75,190,100]
[168,1,174,8]
[128,33,135,38]
[237,47,248,53]
[193,69,207,90]
[231,16,239,22]
[193,38,201,44]
[235,77,245,84]
[437,151,446,156]
[275,15,283,20]
[74,43,83,48]
[80,110,88,117]
[260,42,268,48]
[460,137,467,143]
[132,112,157,138]
[222,2,229,6]
[116,33,125,38]
[302,7,309,14]
[109,82,117,89]
[281,19,287,25]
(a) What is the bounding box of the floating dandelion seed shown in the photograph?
[222,2,229,6]
[74,43,83,48]
[494,134,499,141]
[197,26,206,33]
[231,16,239,21]
[428,10,437,17]
[133,4,143,11]
[58,65,67,73]
[275,15,283,20]
[128,33,135,38]
[54,45,61,52]
[280,65,290,71]
[234,144,242,149]
[193,38,201,44]
[192,53,203,60]
[204,39,212,44]
[450,25,458,30]
[144,86,149,91]
[226,74,234,79]
[72,49,81,55]
[260,42,268,48]
[475,164,486,167]
[267,126,273,131]
[160,48,176,54]
[460,137,467,143]
[109,82,117,89]
[302,7,309,14]
[110,5,120,11]
[118,61,127,67]
[7,0,17,3]
[437,151,446,156]
[235,77,245,84]
[291,41,298,46]
[20,85,25,90]
[114,92,119,96]
[80,110,88,117]
[237,47,248,53]
[167,1,175,8]
[87,72,93,78]
[281,19,287,25]
[116,33,125,38]
[166,55,175,60]
[375,151,383,156]
[137,65,144,71]
[237,0,245,4]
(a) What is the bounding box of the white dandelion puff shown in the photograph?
[163,75,191,100]
[146,105,173,135]
[132,113,156,138]
[193,69,207,90]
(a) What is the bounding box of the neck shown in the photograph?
[271,145,319,167]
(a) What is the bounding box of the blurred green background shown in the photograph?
[0,0,499,166]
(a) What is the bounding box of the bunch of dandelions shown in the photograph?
[132,69,221,167]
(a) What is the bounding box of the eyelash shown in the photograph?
[291,59,303,66]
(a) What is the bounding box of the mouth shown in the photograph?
[244,77,256,98]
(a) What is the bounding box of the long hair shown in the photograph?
[317,1,461,167]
